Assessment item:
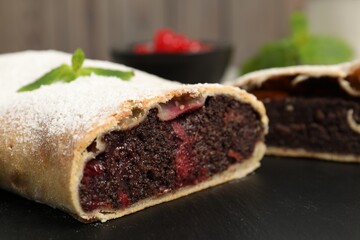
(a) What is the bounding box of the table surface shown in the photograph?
[1,156,360,240]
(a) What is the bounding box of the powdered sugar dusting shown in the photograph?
[0,50,196,154]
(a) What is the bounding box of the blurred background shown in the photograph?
[0,0,304,65]
[0,0,358,80]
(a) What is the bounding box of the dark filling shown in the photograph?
[264,97,360,154]
[79,95,263,212]
[249,76,360,154]
[250,76,353,99]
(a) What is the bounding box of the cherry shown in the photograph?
[83,160,104,177]
[171,122,195,185]
[227,149,243,162]
[117,191,130,207]
[84,198,112,211]
[171,122,189,141]
[195,167,209,183]
[81,160,104,185]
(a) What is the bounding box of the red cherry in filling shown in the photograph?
[171,121,189,141]
[86,199,112,212]
[195,167,209,183]
[171,122,195,184]
[81,160,104,185]
[227,149,243,162]
[84,160,104,176]
[117,191,130,207]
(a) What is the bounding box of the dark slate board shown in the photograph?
[1,157,360,240]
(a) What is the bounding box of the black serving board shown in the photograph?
[1,156,360,240]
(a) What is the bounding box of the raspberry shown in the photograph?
[133,28,212,54]
[188,40,202,52]
[154,28,177,53]
[170,34,193,53]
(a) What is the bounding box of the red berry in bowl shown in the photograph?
[154,28,177,53]
[188,40,202,52]
[133,28,213,54]
[175,35,192,53]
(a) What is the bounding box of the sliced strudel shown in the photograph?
[0,50,268,222]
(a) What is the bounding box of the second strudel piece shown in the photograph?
[233,61,360,162]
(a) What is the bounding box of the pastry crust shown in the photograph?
[0,50,268,222]
[267,147,360,163]
[233,61,360,96]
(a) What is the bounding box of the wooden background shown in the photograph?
[0,0,305,66]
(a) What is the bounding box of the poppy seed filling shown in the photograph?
[79,95,263,212]
[249,76,360,155]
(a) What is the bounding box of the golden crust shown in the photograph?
[233,60,360,96]
[0,84,268,222]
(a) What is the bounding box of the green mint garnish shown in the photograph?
[240,12,354,75]
[18,48,134,92]
[71,48,85,72]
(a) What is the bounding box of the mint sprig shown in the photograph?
[18,49,134,92]
[72,48,85,72]
[241,12,354,75]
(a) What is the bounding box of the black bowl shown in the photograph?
[111,43,232,84]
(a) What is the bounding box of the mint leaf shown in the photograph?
[72,48,85,72]
[81,68,134,80]
[299,36,353,64]
[76,67,134,80]
[240,12,354,75]
[241,39,299,74]
[291,11,308,47]
[17,65,75,92]
[18,49,134,92]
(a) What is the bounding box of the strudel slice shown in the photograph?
[0,50,268,222]
[233,62,360,162]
